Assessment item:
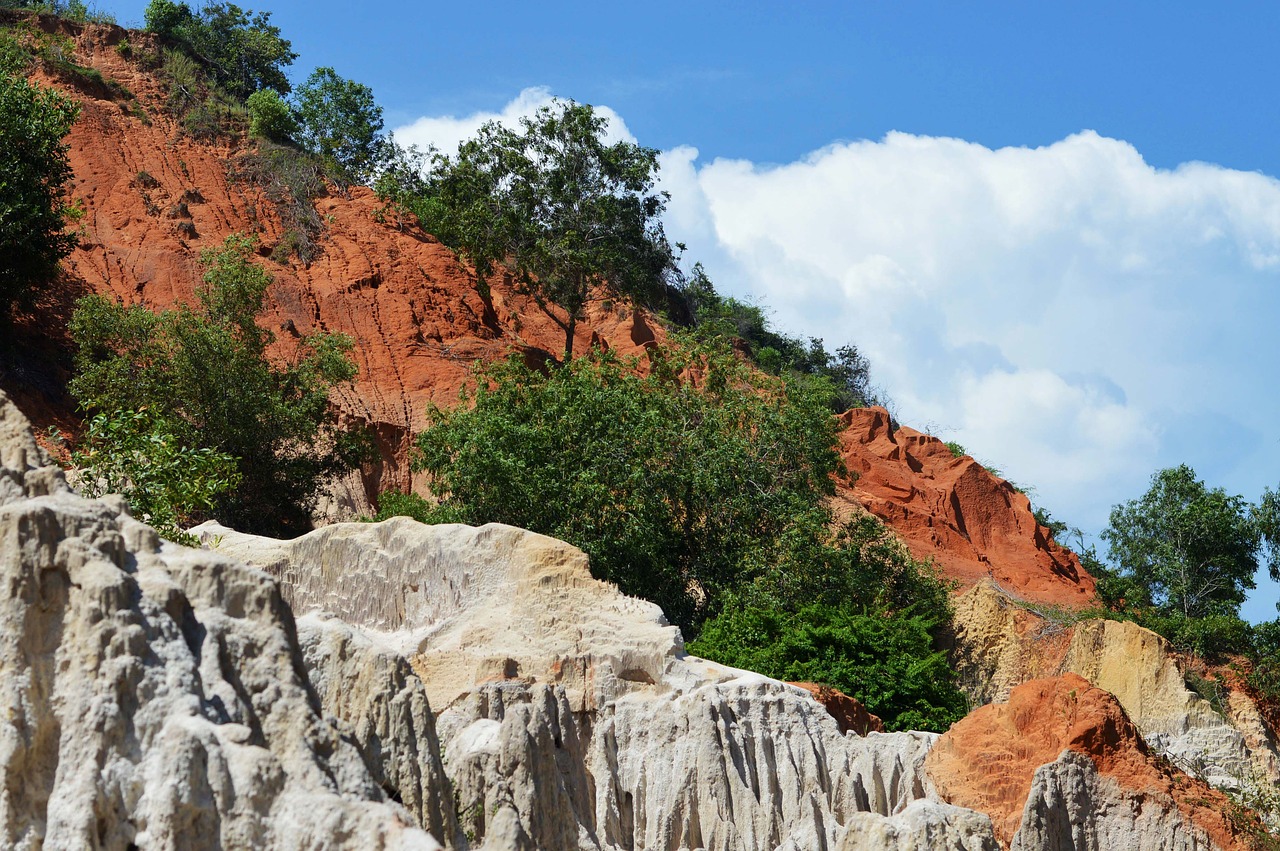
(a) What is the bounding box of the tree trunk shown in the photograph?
[564,314,577,362]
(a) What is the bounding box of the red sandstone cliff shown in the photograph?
[5,15,1093,607]
[837,407,1096,608]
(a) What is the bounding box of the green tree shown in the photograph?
[144,0,295,98]
[1102,465,1278,619]
[409,101,677,361]
[404,341,842,628]
[246,87,295,142]
[0,51,79,318]
[69,234,361,535]
[293,66,384,185]
[384,339,962,728]
[61,408,240,544]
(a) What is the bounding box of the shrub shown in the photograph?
[246,86,295,142]
[59,408,239,543]
[690,596,967,732]
[0,48,80,319]
[229,142,326,263]
[69,234,363,534]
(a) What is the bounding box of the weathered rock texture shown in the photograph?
[6,14,667,514]
[0,390,439,850]
[926,674,1247,850]
[947,580,1074,706]
[837,408,1095,608]
[790,682,886,735]
[950,581,1280,792]
[203,518,1003,850]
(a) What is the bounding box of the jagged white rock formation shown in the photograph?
[203,519,1004,850]
[841,800,1002,851]
[0,392,439,850]
[1011,751,1217,851]
[298,612,462,846]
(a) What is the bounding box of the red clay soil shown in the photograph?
[787,682,885,736]
[836,407,1096,609]
[6,16,664,498]
[925,673,1247,849]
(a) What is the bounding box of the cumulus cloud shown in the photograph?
[666,132,1280,534]
[392,86,635,157]
[397,93,1280,617]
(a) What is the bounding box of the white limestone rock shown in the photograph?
[1010,750,1218,851]
[840,800,1001,851]
[205,516,1002,851]
[0,392,439,851]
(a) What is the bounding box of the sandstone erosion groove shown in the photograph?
[0,390,440,850]
[204,519,1003,849]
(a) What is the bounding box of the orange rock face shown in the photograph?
[787,682,885,736]
[10,17,664,503]
[926,673,1246,849]
[836,407,1096,608]
[11,18,1101,601]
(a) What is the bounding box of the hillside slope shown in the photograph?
[4,13,1091,607]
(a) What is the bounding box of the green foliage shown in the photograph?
[58,408,239,544]
[690,597,967,732]
[391,101,677,360]
[411,340,841,628]
[678,263,877,413]
[292,66,383,185]
[944,441,966,458]
[0,49,79,318]
[1102,465,1275,620]
[0,0,113,20]
[69,234,361,534]
[245,86,294,141]
[144,0,295,99]
[398,338,963,729]
[1245,619,1280,702]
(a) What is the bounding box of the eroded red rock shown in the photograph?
[836,407,1096,608]
[788,682,885,736]
[926,673,1246,849]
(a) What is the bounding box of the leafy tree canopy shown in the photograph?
[69,234,361,535]
[144,0,295,98]
[377,339,964,729]
[0,50,79,318]
[385,101,678,361]
[677,262,877,413]
[292,66,384,186]
[1100,464,1280,620]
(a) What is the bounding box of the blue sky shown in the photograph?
[107,1,1280,620]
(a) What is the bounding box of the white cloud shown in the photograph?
[667,131,1280,537]
[392,86,635,157]
[397,92,1280,618]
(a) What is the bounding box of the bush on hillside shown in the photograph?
[379,339,964,729]
[677,263,877,413]
[690,595,967,732]
[69,234,363,535]
[59,407,240,543]
[0,46,79,319]
[144,0,295,98]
